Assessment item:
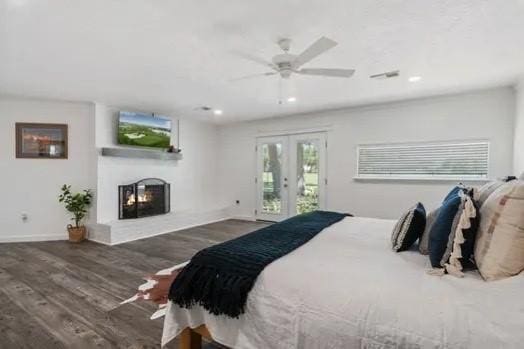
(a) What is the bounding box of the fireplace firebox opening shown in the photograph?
[119,178,170,219]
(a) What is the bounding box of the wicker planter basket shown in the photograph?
[67,225,86,243]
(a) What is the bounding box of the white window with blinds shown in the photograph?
[356,141,489,180]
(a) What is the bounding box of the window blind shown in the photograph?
[357,141,489,180]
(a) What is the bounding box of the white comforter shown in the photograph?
[162,217,524,348]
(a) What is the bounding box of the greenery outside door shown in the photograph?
[256,132,326,221]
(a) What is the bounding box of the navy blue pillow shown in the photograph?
[429,187,463,268]
[443,185,462,202]
[391,203,426,252]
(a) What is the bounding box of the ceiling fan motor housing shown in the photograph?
[272,53,297,78]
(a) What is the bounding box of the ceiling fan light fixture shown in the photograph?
[287,97,297,102]
[408,76,422,82]
[213,109,223,115]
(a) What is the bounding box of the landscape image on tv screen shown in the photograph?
[118,111,172,149]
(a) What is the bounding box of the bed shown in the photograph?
[161,216,524,348]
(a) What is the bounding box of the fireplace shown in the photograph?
[119,178,170,219]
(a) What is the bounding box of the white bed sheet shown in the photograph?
[162,216,524,348]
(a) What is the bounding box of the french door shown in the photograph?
[256,132,326,222]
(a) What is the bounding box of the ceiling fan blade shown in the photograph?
[229,71,277,82]
[231,50,277,70]
[297,68,355,78]
[292,36,338,68]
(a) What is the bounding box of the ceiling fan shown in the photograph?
[232,36,355,81]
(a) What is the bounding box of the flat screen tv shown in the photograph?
[118,111,172,149]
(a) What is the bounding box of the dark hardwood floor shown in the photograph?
[0,219,270,349]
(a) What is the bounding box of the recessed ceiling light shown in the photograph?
[408,76,422,82]
[213,109,223,115]
[287,97,297,102]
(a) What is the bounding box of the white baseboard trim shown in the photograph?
[230,215,256,221]
[88,208,233,245]
[0,212,256,245]
[106,216,230,246]
[87,215,261,245]
[0,234,67,243]
[85,223,112,245]
[86,236,112,246]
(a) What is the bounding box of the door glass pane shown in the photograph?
[262,143,282,214]
[296,141,319,214]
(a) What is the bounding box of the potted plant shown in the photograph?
[59,184,93,242]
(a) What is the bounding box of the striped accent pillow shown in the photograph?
[474,176,517,208]
[391,203,426,252]
[475,179,524,281]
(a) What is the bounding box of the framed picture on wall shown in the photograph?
[15,123,68,159]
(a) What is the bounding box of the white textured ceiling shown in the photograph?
[1,0,524,123]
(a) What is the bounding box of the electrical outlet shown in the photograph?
[21,213,28,222]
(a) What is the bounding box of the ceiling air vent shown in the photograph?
[195,106,212,111]
[370,70,400,79]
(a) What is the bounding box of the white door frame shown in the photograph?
[255,132,327,221]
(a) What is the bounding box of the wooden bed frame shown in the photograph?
[179,325,212,349]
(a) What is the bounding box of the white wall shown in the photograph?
[0,97,95,242]
[94,104,223,224]
[0,98,225,243]
[514,80,524,176]
[0,87,517,243]
[218,87,515,220]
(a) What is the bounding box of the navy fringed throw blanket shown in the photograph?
[168,210,350,318]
